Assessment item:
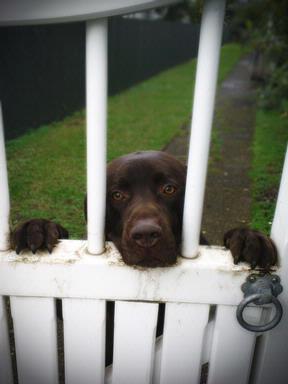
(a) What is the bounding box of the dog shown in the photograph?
[11,150,277,270]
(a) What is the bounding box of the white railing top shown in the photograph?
[0,0,179,26]
[0,240,256,305]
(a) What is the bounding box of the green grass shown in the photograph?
[250,109,288,234]
[6,43,247,238]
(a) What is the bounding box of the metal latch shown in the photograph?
[236,274,283,332]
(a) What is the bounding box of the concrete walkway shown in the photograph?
[165,55,257,245]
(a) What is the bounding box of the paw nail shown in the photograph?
[47,244,53,253]
[30,245,37,254]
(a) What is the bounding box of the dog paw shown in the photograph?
[11,219,69,254]
[223,227,277,270]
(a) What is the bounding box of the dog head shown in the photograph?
[105,151,186,267]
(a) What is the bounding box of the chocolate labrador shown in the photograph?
[11,150,277,270]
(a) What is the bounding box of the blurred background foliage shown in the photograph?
[160,0,288,114]
[228,0,288,113]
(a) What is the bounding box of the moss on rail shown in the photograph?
[6,43,247,238]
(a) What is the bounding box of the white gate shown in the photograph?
[0,1,287,383]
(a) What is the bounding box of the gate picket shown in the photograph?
[62,298,106,384]
[251,148,288,384]
[112,301,158,384]
[207,304,261,384]
[0,297,13,384]
[158,303,209,384]
[152,336,163,384]
[10,296,58,384]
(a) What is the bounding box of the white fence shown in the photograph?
[0,0,288,383]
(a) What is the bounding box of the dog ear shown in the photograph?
[178,160,187,176]
[181,163,187,185]
[105,197,113,240]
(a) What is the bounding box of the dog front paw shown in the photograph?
[224,228,277,270]
[11,219,69,254]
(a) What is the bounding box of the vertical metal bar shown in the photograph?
[182,0,226,258]
[0,103,10,251]
[86,19,107,255]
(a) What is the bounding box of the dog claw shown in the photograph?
[46,244,53,253]
[11,219,69,256]
[31,246,37,254]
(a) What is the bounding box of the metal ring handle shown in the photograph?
[236,293,283,332]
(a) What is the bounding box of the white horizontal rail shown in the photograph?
[0,241,254,304]
[0,0,179,26]
[0,103,10,251]
[182,0,226,258]
[86,18,107,255]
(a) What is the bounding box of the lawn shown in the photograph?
[250,108,288,234]
[6,43,247,238]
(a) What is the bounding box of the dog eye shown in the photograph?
[111,191,125,201]
[161,184,177,195]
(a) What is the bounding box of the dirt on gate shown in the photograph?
[165,54,257,245]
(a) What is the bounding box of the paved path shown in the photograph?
[165,55,257,245]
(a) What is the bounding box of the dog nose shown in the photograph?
[130,220,162,248]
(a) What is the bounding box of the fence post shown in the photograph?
[181,0,226,258]
[0,103,10,251]
[86,18,108,255]
[252,147,288,384]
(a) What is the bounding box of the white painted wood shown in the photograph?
[0,297,13,384]
[10,296,58,384]
[182,0,226,258]
[112,301,158,384]
[207,305,261,384]
[201,312,216,364]
[152,336,163,384]
[0,103,10,251]
[63,298,106,384]
[0,243,255,304]
[0,0,179,26]
[251,247,288,384]
[251,147,288,384]
[86,19,107,255]
[271,146,288,252]
[105,365,112,384]
[1,0,286,382]
[159,303,209,384]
